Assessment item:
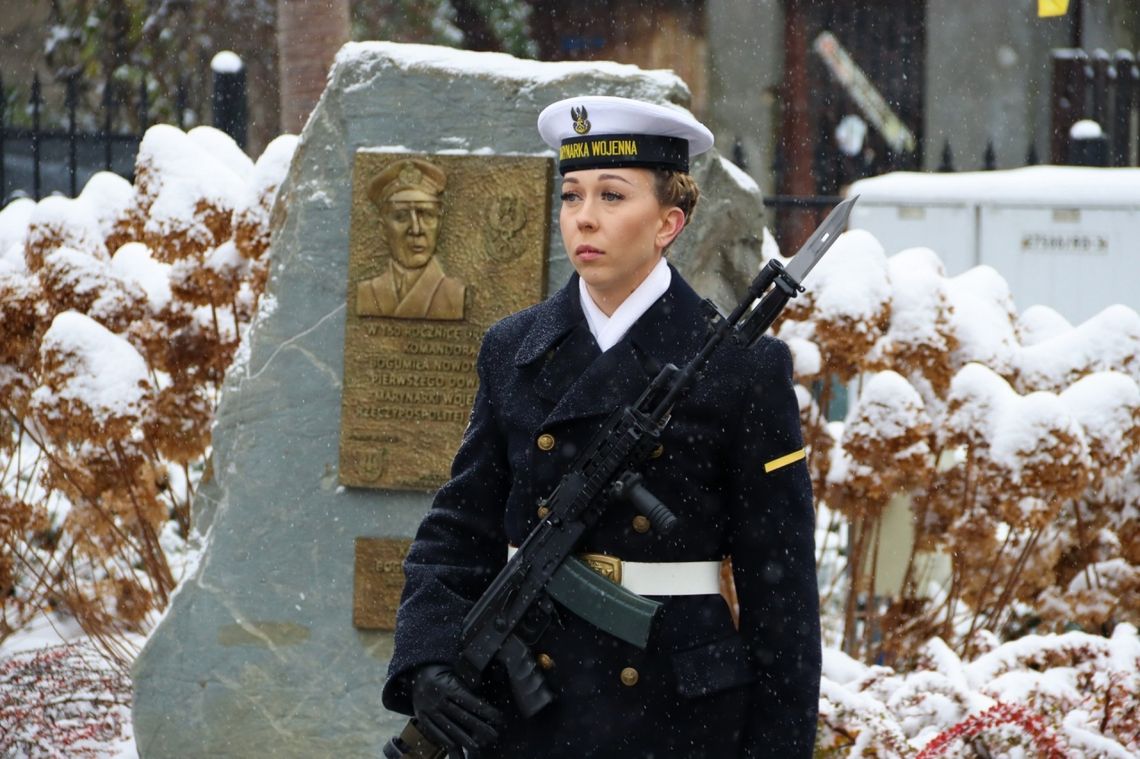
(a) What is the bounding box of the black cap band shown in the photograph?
[557,133,689,174]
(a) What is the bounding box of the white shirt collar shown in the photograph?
[578,257,671,352]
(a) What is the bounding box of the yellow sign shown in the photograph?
[1038,0,1070,17]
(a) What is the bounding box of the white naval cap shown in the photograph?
[537,95,714,175]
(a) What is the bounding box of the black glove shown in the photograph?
[411,663,502,757]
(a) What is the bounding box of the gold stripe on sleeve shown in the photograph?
[763,448,806,473]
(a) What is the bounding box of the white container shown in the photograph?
[848,166,1140,323]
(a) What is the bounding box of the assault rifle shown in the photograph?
[384,196,858,759]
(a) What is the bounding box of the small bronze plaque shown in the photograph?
[339,151,552,490]
[353,537,413,630]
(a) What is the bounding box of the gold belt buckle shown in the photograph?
[579,552,622,585]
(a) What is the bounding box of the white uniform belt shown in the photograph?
[506,546,721,596]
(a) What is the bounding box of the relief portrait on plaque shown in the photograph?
[340,151,552,491]
[355,159,467,320]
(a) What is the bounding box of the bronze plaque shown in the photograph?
[339,151,552,489]
[353,537,413,630]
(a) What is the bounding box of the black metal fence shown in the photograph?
[762,47,1140,254]
[1,74,157,203]
[1,64,248,204]
[1051,48,1139,166]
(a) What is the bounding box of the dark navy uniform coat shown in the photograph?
[383,268,821,758]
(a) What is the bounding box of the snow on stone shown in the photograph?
[1016,304,1071,347]
[31,311,150,421]
[805,228,891,323]
[718,155,760,193]
[1015,304,1140,391]
[187,125,255,181]
[761,226,782,262]
[335,41,688,96]
[110,242,172,312]
[945,265,1019,376]
[210,50,243,74]
[77,171,135,239]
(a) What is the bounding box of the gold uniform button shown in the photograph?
[620,667,639,687]
[537,506,551,519]
[650,443,665,459]
[537,433,555,451]
[537,653,555,670]
[632,515,651,533]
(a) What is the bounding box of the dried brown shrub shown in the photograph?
[162,307,241,386]
[144,382,213,465]
[134,124,245,264]
[30,315,152,449]
[813,306,892,382]
[144,197,234,263]
[23,197,108,273]
[37,247,148,332]
[0,127,290,656]
[835,372,933,521]
[0,272,46,371]
[168,242,248,308]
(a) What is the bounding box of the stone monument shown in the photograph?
[132,41,770,757]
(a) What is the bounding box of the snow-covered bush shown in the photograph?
[0,126,296,653]
[779,224,1140,683]
[777,230,1140,754]
[0,640,132,758]
[818,623,1139,757]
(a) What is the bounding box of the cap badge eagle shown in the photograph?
[571,105,591,135]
